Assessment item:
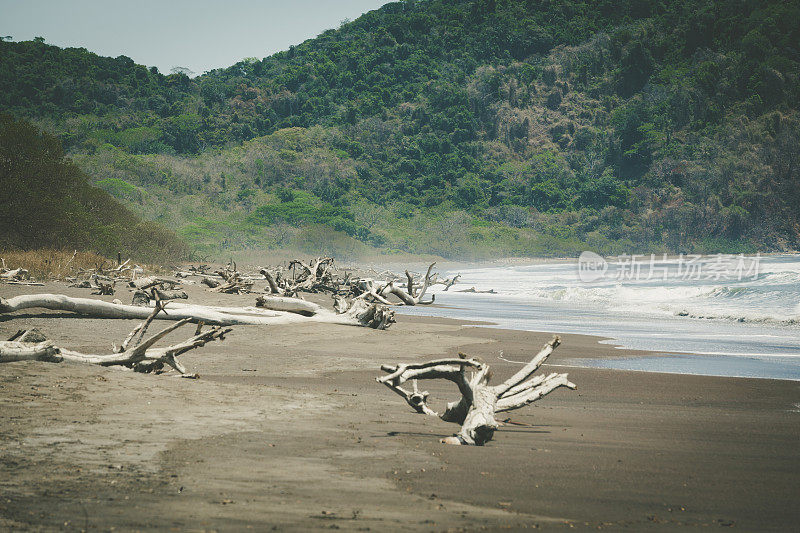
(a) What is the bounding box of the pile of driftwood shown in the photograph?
[350,263,437,306]
[170,257,464,306]
[255,258,455,306]
[348,263,462,306]
[174,264,211,278]
[1,268,33,284]
[65,257,139,295]
[200,261,255,294]
[0,257,397,374]
[378,336,576,445]
[259,257,346,297]
[0,252,579,447]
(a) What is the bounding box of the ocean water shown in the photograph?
[396,254,800,380]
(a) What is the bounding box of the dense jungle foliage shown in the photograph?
[0,114,188,262]
[1,0,798,258]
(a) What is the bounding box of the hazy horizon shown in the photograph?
[0,0,391,75]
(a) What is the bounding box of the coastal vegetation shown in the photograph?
[1,0,798,258]
[0,114,188,262]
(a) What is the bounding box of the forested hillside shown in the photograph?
[0,114,188,261]
[1,0,798,258]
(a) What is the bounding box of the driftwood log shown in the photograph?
[457,287,497,294]
[129,276,181,290]
[201,277,220,288]
[1,267,30,281]
[0,293,395,329]
[153,288,188,301]
[132,288,188,307]
[377,336,575,445]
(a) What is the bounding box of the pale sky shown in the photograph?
[0,0,392,75]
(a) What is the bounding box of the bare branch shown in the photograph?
[493,336,561,397]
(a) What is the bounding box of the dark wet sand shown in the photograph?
[1,282,798,531]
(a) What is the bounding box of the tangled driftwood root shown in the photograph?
[333,296,396,330]
[377,336,575,445]
[287,257,336,292]
[258,257,348,296]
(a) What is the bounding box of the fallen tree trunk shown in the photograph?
[377,336,575,445]
[129,276,181,290]
[0,293,395,329]
[255,294,321,316]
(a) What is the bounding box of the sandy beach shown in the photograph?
[1,282,798,531]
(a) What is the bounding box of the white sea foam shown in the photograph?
[429,254,800,326]
[401,255,800,376]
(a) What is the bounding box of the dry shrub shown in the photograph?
[1,249,122,280]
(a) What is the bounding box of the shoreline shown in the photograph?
[1,282,798,530]
[404,313,800,381]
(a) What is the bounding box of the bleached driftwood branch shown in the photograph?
[355,262,438,306]
[436,273,461,291]
[260,268,284,295]
[0,316,230,375]
[0,293,395,329]
[377,336,575,445]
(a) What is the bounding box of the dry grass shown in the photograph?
[0,249,166,280]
